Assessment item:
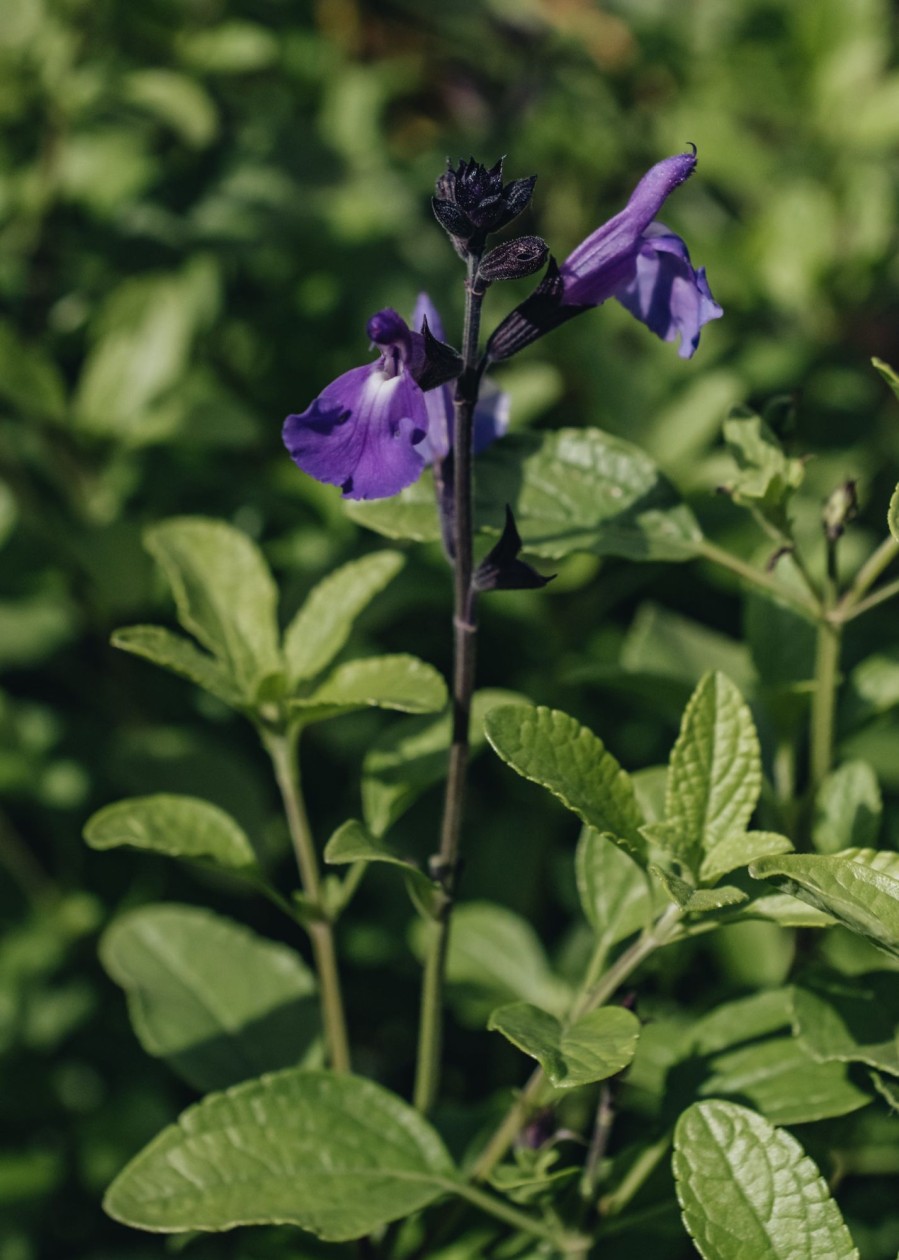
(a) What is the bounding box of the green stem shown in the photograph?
[598,1129,672,1217]
[837,535,899,615]
[470,905,683,1183]
[413,254,485,1114]
[452,1181,589,1253]
[263,726,351,1073]
[808,550,842,798]
[694,539,819,620]
[836,573,899,623]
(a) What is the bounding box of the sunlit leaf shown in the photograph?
[104,1068,457,1238]
[84,794,256,870]
[488,1002,640,1089]
[674,1101,859,1260]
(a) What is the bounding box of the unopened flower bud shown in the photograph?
[822,480,858,542]
[477,236,549,287]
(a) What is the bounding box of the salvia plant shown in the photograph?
[85,149,899,1259]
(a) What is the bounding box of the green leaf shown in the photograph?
[488,1002,640,1089]
[700,830,794,884]
[649,863,747,913]
[620,601,755,695]
[290,655,447,717]
[434,901,571,1019]
[690,989,793,1055]
[485,705,646,861]
[812,762,881,854]
[674,1100,859,1260]
[0,322,67,422]
[111,625,245,707]
[723,410,805,531]
[144,518,282,697]
[104,1068,456,1238]
[792,971,899,1076]
[750,851,899,958]
[124,69,218,148]
[873,357,899,406]
[84,795,256,871]
[100,905,318,1091]
[699,1036,869,1124]
[362,689,517,837]
[663,672,761,874]
[889,484,899,544]
[844,650,899,728]
[283,551,404,685]
[575,828,653,947]
[349,429,702,562]
[323,820,440,918]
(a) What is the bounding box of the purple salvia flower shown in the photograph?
[283,298,506,501]
[283,309,431,500]
[487,150,722,362]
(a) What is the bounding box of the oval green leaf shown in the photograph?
[291,654,447,717]
[104,1068,457,1239]
[84,795,256,871]
[145,517,282,695]
[674,1100,859,1260]
[100,904,318,1090]
[283,551,404,685]
[487,1002,640,1089]
[111,625,244,708]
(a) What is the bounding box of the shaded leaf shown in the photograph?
[145,518,282,696]
[812,762,881,854]
[674,1100,859,1260]
[488,1002,640,1089]
[84,794,256,870]
[283,551,404,685]
[323,819,440,918]
[111,625,245,707]
[723,410,805,531]
[699,1035,869,1124]
[575,828,653,947]
[792,971,899,1076]
[350,429,701,562]
[750,851,899,958]
[485,705,645,860]
[104,1068,456,1238]
[100,905,318,1090]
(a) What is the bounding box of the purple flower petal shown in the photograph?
[283,363,429,500]
[614,223,723,359]
[559,152,697,306]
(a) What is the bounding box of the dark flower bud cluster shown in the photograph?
[432,157,537,259]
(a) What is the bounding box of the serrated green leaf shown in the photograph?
[750,851,899,958]
[485,705,646,860]
[104,1068,456,1238]
[323,819,440,918]
[674,1100,859,1260]
[84,795,256,871]
[870,1070,899,1113]
[432,902,571,1019]
[575,828,653,946]
[686,886,748,912]
[700,1035,869,1124]
[812,762,881,854]
[290,654,447,718]
[362,689,517,837]
[792,971,899,1076]
[283,551,404,685]
[488,1002,640,1089]
[349,429,701,561]
[144,518,282,696]
[664,672,761,874]
[100,905,318,1090]
[111,625,245,707]
[738,892,836,929]
[701,830,794,883]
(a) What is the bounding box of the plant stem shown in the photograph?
[452,1181,589,1253]
[808,549,842,798]
[470,905,683,1183]
[836,574,899,623]
[263,726,351,1073]
[837,535,899,615]
[694,538,819,619]
[598,1129,672,1216]
[413,254,485,1114]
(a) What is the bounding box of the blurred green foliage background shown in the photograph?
[2,0,899,1256]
